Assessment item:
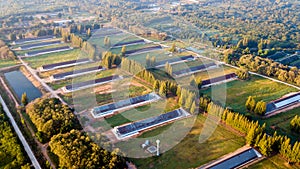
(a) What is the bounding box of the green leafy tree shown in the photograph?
[245,96,256,111]
[21,93,28,106]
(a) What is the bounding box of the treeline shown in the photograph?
[202,100,300,164]
[236,69,250,80]
[290,115,300,133]
[49,130,125,169]
[26,98,81,142]
[245,96,267,115]
[102,51,121,69]
[121,57,197,114]
[0,40,15,59]
[9,23,100,41]
[239,55,300,86]
[0,104,30,169]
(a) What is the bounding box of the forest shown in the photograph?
[26,98,81,142]
[0,104,30,169]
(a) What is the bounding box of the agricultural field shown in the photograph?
[104,97,179,128]
[247,154,300,169]
[260,107,300,141]
[201,75,298,113]
[38,61,101,78]
[48,68,115,90]
[60,77,152,109]
[117,114,245,169]
[0,59,20,68]
[23,49,82,69]
[15,43,68,56]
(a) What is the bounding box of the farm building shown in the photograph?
[113,108,190,139]
[266,92,300,115]
[12,35,55,45]
[17,40,62,50]
[199,148,262,169]
[63,75,122,93]
[155,55,195,68]
[201,73,237,88]
[173,62,218,77]
[91,92,161,118]
[41,58,90,71]
[51,66,104,81]
[24,46,72,57]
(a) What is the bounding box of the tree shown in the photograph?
[26,98,80,141]
[150,56,156,67]
[169,42,177,53]
[104,36,111,47]
[87,28,91,37]
[236,69,250,80]
[165,62,173,75]
[245,96,256,111]
[49,130,126,169]
[121,45,126,56]
[146,54,151,68]
[9,33,16,41]
[254,101,266,115]
[290,115,300,133]
[159,82,167,96]
[153,80,160,92]
[190,101,197,114]
[21,93,28,106]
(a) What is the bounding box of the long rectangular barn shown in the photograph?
[173,62,217,77]
[112,39,145,48]
[24,46,72,57]
[17,40,62,50]
[113,108,190,140]
[63,75,122,93]
[91,92,161,118]
[199,148,262,169]
[126,45,162,56]
[201,73,237,88]
[155,55,195,68]
[266,92,300,115]
[12,35,55,45]
[51,66,104,81]
[41,58,91,71]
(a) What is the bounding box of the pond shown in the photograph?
[4,70,42,102]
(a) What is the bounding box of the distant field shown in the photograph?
[117,114,245,169]
[247,154,300,169]
[0,59,20,68]
[128,50,195,67]
[110,43,157,54]
[201,75,298,113]
[23,49,82,69]
[48,68,115,90]
[60,78,151,109]
[104,97,179,128]
[15,43,67,56]
[38,61,101,78]
[260,107,300,141]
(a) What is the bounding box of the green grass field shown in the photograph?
[201,75,297,113]
[0,59,20,69]
[247,154,300,169]
[23,49,82,69]
[110,43,158,54]
[260,107,300,141]
[117,114,245,169]
[15,43,68,56]
[60,78,151,109]
[49,68,115,90]
[38,61,101,78]
[105,97,179,128]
